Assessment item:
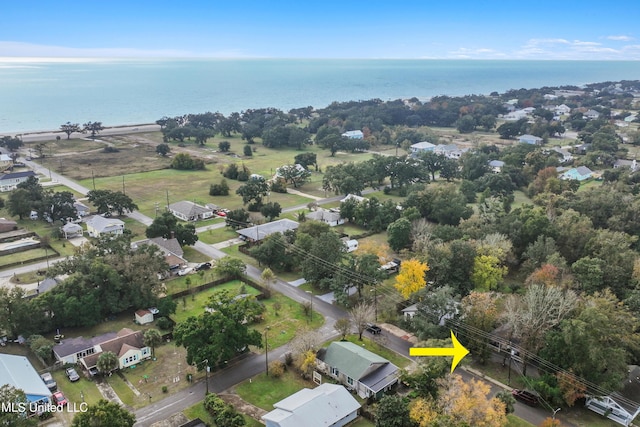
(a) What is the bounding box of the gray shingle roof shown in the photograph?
[236,219,299,241]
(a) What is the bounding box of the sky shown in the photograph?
[2,1,640,60]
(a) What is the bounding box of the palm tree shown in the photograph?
[143,329,162,358]
[96,351,118,375]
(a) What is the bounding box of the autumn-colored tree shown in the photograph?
[471,254,507,291]
[525,264,561,288]
[350,302,375,340]
[437,374,507,427]
[334,317,352,340]
[409,398,438,427]
[299,350,316,378]
[539,418,564,427]
[394,258,429,299]
[358,240,391,263]
[556,370,586,407]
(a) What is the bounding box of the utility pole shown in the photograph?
[92,170,96,190]
[122,176,125,195]
[264,327,270,376]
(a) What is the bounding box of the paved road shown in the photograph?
[6,124,161,143]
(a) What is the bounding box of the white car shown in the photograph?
[178,267,193,276]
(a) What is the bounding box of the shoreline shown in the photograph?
[1,123,161,142]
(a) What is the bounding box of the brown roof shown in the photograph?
[81,329,144,369]
[135,309,151,317]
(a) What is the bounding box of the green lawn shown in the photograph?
[51,371,103,406]
[183,401,262,427]
[339,336,413,369]
[506,414,535,427]
[235,369,314,411]
[197,226,239,244]
[0,247,49,268]
[105,373,137,406]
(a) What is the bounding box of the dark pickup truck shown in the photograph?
[365,323,382,335]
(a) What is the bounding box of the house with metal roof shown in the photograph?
[409,141,436,154]
[0,170,36,192]
[518,134,543,145]
[236,219,299,243]
[306,209,344,227]
[561,166,593,181]
[341,130,364,139]
[167,201,215,222]
[86,215,125,237]
[318,341,399,399]
[262,383,360,427]
[0,354,51,404]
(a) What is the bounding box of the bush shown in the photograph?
[218,141,231,152]
[243,145,253,156]
[162,386,168,393]
[209,179,230,196]
[223,164,239,180]
[237,169,249,181]
[270,179,287,193]
[284,352,294,366]
[156,317,172,330]
[269,360,286,378]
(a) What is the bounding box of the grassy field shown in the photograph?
[234,369,315,411]
[197,226,239,244]
[51,371,103,406]
[183,401,262,427]
[338,335,413,369]
[506,414,536,426]
[0,247,50,268]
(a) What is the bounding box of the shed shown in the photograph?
[135,309,154,325]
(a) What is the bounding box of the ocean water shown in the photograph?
[1,59,640,134]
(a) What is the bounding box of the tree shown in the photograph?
[215,257,246,277]
[495,390,516,414]
[236,178,270,207]
[83,121,104,138]
[226,208,250,228]
[143,329,162,357]
[0,385,37,427]
[456,114,476,133]
[459,292,502,363]
[401,341,449,399]
[209,179,230,196]
[7,188,32,219]
[505,285,578,375]
[334,317,352,340]
[218,140,231,152]
[437,374,507,427]
[394,259,428,299]
[174,290,263,367]
[71,399,136,427]
[156,143,170,156]
[260,202,282,221]
[277,164,311,188]
[539,418,563,427]
[387,218,413,252]
[471,254,507,291]
[261,268,276,290]
[87,189,138,216]
[243,144,253,157]
[171,153,204,170]
[0,136,24,151]
[97,351,119,374]
[28,334,54,363]
[350,302,375,340]
[375,395,415,427]
[145,211,198,246]
[294,152,318,171]
[60,122,81,139]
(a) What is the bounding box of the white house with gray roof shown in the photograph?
[318,341,399,399]
[306,209,344,227]
[167,201,215,222]
[86,215,125,237]
[0,354,51,404]
[0,170,36,192]
[262,383,360,427]
[237,219,299,243]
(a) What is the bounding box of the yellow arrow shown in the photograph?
[409,330,470,373]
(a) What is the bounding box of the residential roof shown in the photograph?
[410,141,436,150]
[306,209,342,223]
[132,237,184,258]
[135,309,152,318]
[81,328,145,368]
[488,160,505,167]
[360,362,400,393]
[262,383,360,427]
[342,130,364,138]
[0,354,51,403]
[323,341,392,381]
[62,223,83,233]
[86,215,125,233]
[340,194,366,204]
[168,201,212,218]
[236,219,299,241]
[402,303,418,313]
[37,277,60,294]
[54,331,119,359]
[0,170,36,180]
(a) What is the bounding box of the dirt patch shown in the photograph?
[219,392,267,421]
[149,412,190,427]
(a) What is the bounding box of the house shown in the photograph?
[344,239,358,253]
[584,109,601,120]
[318,341,399,399]
[86,215,125,237]
[262,383,360,427]
[0,170,36,192]
[237,219,299,243]
[614,159,639,172]
[275,164,307,178]
[37,277,61,295]
[402,303,419,320]
[585,365,640,426]
[554,104,571,115]
[488,160,505,173]
[61,222,83,239]
[503,109,530,121]
[74,201,91,217]
[434,144,468,159]
[0,218,17,232]
[518,134,543,145]
[340,194,366,204]
[0,354,51,404]
[53,328,151,373]
[0,154,12,172]
[306,209,344,227]
[551,147,574,163]
[135,309,154,325]
[167,201,215,222]
[409,141,436,154]
[132,237,186,271]
[341,130,364,139]
[561,166,593,181]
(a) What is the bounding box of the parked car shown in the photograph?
[148,307,160,315]
[178,267,193,276]
[195,262,212,271]
[52,391,68,406]
[65,367,80,382]
[365,323,382,335]
[216,211,227,217]
[40,372,57,391]
[512,389,540,406]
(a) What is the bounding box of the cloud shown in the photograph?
[510,37,640,60]
[606,35,634,41]
[0,41,253,59]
